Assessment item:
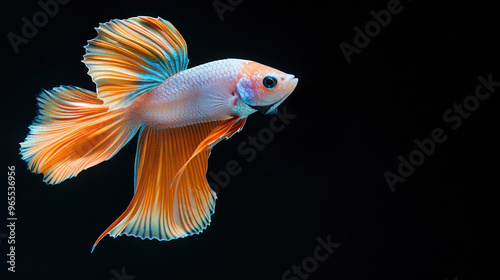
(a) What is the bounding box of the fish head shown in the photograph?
[235,61,298,115]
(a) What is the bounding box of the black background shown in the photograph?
[1,0,499,279]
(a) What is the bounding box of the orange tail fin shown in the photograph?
[20,86,139,184]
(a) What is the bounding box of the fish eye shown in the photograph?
[263,76,277,89]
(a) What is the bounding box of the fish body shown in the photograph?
[133,58,296,128]
[20,16,298,251]
[132,58,246,128]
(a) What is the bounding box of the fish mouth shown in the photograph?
[285,74,298,85]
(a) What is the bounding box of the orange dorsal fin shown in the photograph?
[83,16,188,110]
[92,117,246,252]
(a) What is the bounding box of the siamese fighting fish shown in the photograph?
[20,16,298,251]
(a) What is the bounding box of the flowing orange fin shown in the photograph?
[83,16,188,110]
[171,117,247,190]
[92,117,246,252]
[20,86,139,185]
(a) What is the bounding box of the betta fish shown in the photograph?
[20,16,298,251]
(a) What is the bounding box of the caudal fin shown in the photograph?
[20,86,139,185]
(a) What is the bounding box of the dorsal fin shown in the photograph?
[83,16,188,110]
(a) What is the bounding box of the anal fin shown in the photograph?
[92,117,246,251]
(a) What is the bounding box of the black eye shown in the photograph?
[263,76,277,89]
